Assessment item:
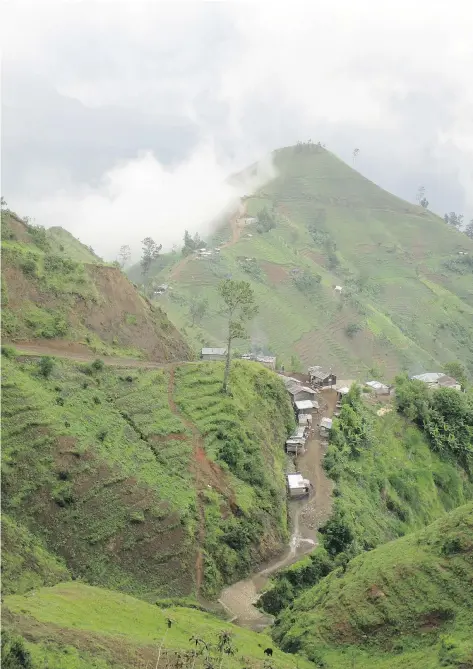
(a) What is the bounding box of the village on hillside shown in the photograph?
[200,346,464,500]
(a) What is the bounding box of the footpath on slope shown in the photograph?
[3,340,196,369]
[218,389,335,631]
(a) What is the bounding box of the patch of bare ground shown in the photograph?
[260,261,289,284]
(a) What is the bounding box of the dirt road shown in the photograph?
[218,389,335,630]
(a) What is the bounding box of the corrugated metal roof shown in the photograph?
[437,375,460,387]
[320,417,333,429]
[366,380,389,391]
[201,348,227,355]
[287,473,305,489]
[295,400,314,410]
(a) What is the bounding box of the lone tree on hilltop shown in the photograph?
[117,244,131,269]
[218,279,258,393]
[352,148,359,165]
[140,237,162,281]
[416,185,429,209]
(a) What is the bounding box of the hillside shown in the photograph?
[1,352,294,601]
[273,503,473,668]
[145,145,473,379]
[2,582,312,669]
[1,208,191,362]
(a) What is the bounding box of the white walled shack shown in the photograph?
[298,413,312,426]
[201,347,227,361]
[319,417,333,435]
[287,473,310,498]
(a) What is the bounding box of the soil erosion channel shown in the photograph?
[219,389,336,630]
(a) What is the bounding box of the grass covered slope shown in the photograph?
[2,353,294,600]
[1,208,191,362]
[151,145,473,377]
[3,582,312,669]
[273,503,473,669]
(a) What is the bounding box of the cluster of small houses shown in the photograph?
[200,348,463,498]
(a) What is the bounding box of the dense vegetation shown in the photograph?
[395,376,473,472]
[273,503,473,668]
[141,145,473,378]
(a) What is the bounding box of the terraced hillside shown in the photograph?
[1,353,294,601]
[146,145,473,378]
[1,208,191,362]
[274,503,473,668]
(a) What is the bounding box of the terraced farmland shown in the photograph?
[141,145,473,379]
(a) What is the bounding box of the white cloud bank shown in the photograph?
[20,146,275,259]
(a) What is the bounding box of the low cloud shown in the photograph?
[17,146,276,260]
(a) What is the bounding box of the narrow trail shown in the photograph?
[167,365,205,594]
[219,388,336,631]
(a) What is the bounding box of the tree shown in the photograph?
[1,196,7,209]
[444,212,464,228]
[140,237,162,280]
[117,244,131,269]
[38,356,54,378]
[189,297,209,326]
[465,220,473,239]
[352,148,359,165]
[218,280,258,393]
[443,361,469,390]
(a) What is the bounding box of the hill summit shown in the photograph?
[146,144,473,379]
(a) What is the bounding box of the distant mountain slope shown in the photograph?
[1,209,191,362]
[149,145,473,379]
[274,502,473,668]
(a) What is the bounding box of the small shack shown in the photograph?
[365,380,391,396]
[294,399,315,415]
[287,473,311,498]
[285,438,306,455]
[242,354,277,371]
[201,347,227,362]
[411,373,461,391]
[298,413,312,426]
[319,417,333,436]
[288,383,317,404]
[308,367,337,388]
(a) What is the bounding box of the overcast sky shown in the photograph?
[2,0,473,259]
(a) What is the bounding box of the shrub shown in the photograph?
[345,322,362,338]
[38,356,54,378]
[20,257,37,277]
[91,358,105,372]
[1,346,17,358]
[97,429,107,442]
[319,512,354,556]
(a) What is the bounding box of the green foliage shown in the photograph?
[38,356,54,378]
[2,345,17,358]
[395,376,473,472]
[218,279,258,392]
[182,230,206,255]
[1,631,34,669]
[318,511,355,556]
[189,296,209,326]
[256,207,277,233]
[140,237,162,280]
[273,504,473,668]
[443,360,469,388]
[292,268,321,293]
[91,358,105,372]
[345,322,362,338]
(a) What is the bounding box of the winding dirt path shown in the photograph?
[218,389,335,630]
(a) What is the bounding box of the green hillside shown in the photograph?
[2,582,312,669]
[147,145,473,378]
[273,503,473,668]
[1,208,191,362]
[1,352,294,600]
